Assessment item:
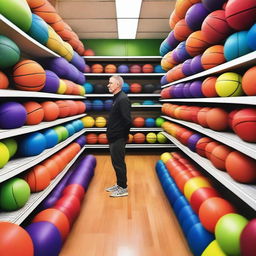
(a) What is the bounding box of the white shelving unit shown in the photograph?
[84,73,165,76]
[85,127,163,132]
[161,51,256,88]
[0,14,59,58]
[86,93,160,98]
[0,89,85,99]
[0,129,86,183]
[162,116,256,160]
[0,114,86,140]
[86,143,176,149]
[84,56,162,61]
[162,132,256,210]
[0,146,86,224]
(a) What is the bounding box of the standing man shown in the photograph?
[106,75,131,197]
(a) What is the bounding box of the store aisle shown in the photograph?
[60,153,192,256]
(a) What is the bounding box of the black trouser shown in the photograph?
[109,138,127,188]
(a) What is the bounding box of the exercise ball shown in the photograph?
[122,82,130,93]
[202,0,226,11]
[130,64,142,73]
[160,152,172,163]
[190,55,204,74]
[154,64,165,73]
[189,80,204,98]
[142,64,154,73]
[42,129,59,148]
[143,84,155,93]
[187,134,203,152]
[145,118,155,127]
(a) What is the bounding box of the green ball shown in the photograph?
[157,132,167,143]
[215,213,248,256]
[0,142,10,168]
[60,126,69,141]
[146,132,157,143]
[53,126,63,143]
[2,138,18,158]
[0,178,30,211]
[132,102,140,106]
[0,35,20,69]
[0,0,32,32]
[155,117,165,127]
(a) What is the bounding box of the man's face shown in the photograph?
[107,77,119,94]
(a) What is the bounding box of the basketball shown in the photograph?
[201,76,218,97]
[133,117,145,127]
[185,31,210,57]
[247,23,256,50]
[197,107,211,127]
[130,65,142,73]
[133,133,146,143]
[0,71,9,89]
[210,145,233,170]
[201,10,233,44]
[174,19,193,41]
[98,133,108,144]
[81,116,95,128]
[23,101,44,125]
[83,49,95,56]
[142,64,154,73]
[86,133,98,144]
[215,72,243,97]
[95,116,107,128]
[205,141,221,159]
[105,64,117,73]
[202,0,226,11]
[130,83,142,93]
[91,64,103,73]
[175,0,193,19]
[242,66,256,95]
[33,1,59,24]
[196,137,213,157]
[201,45,225,70]
[41,101,60,121]
[206,108,229,131]
[146,132,157,143]
[13,60,46,91]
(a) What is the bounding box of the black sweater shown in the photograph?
[106,91,132,143]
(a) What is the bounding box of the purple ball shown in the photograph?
[70,51,85,72]
[161,75,168,85]
[0,102,27,129]
[42,70,60,93]
[104,99,113,111]
[172,49,182,63]
[172,83,185,98]
[175,42,191,63]
[185,3,210,31]
[166,31,179,50]
[77,71,85,85]
[182,59,193,76]
[47,57,69,77]
[26,222,62,256]
[187,134,203,152]
[190,55,204,74]
[183,82,193,98]
[169,86,174,98]
[189,80,204,98]
[118,65,129,73]
[202,0,226,11]
[84,100,92,111]
[75,135,86,147]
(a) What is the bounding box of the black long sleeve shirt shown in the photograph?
[106,91,132,143]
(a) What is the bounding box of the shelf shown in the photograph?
[0,89,85,99]
[132,105,162,108]
[0,146,86,224]
[85,128,163,132]
[0,114,86,140]
[161,51,256,89]
[160,96,256,105]
[85,143,176,149]
[84,73,165,76]
[0,14,59,58]
[85,93,160,98]
[161,116,256,160]
[0,129,86,183]
[83,56,162,61]
[162,131,256,211]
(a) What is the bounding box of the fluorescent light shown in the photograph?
[117,19,138,39]
[115,0,143,39]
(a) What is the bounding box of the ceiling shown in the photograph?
[54,0,175,39]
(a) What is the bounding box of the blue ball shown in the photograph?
[117,65,129,73]
[173,196,190,216]
[178,205,195,225]
[84,100,92,111]
[72,120,84,132]
[224,31,252,61]
[160,39,172,56]
[42,129,58,148]
[160,75,168,85]
[19,132,46,156]
[187,223,214,256]
[122,82,130,93]
[92,99,104,111]
[145,118,155,127]
[28,14,49,45]
[142,100,154,105]
[104,99,113,111]
[64,123,75,136]
[83,82,93,94]
[165,184,182,205]
[154,65,165,73]
[247,24,256,50]
[181,214,200,235]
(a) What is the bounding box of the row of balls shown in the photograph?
[162,103,256,142]
[85,64,165,74]
[0,100,86,129]
[162,121,256,184]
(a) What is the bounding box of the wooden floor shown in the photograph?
[60,153,192,256]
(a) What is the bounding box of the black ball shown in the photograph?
[143,84,155,93]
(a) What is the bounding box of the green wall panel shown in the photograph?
[81,39,162,56]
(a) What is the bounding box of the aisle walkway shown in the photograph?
[60,153,192,256]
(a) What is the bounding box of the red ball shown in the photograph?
[205,141,221,159]
[225,151,256,183]
[62,184,85,201]
[75,101,86,114]
[142,64,154,73]
[197,107,211,127]
[174,19,193,41]
[196,137,214,157]
[179,130,194,145]
[190,106,202,123]
[41,101,60,121]
[241,219,256,256]
[23,101,44,125]
[130,64,142,73]
[201,76,218,97]
[190,187,219,214]
[83,49,95,56]
[175,172,194,192]
[0,71,9,89]
[199,197,236,232]
[232,108,256,142]
[105,64,117,73]
[91,64,103,73]
[130,83,142,93]
[210,145,233,171]
[41,158,61,179]
[86,133,98,144]
[55,100,70,118]
[98,133,108,144]
[65,100,79,116]
[228,109,239,130]
[133,117,145,127]
[133,133,145,143]
[242,67,256,96]
[206,107,229,131]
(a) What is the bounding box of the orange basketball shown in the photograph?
[0,71,9,89]
[13,60,46,91]
[170,64,186,81]
[169,11,180,29]
[24,165,51,192]
[174,19,193,41]
[83,49,95,56]
[201,45,225,70]
[175,0,193,19]
[206,107,229,131]
[133,117,145,127]
[104,64,117,73]
[41,101,60,121]
[33,1,59,24]
[197,107,211,127]
[133,133,146,143]
[142,64,154,73]
[98,133,108,144]
[130,83,142,93]
[201,76,218,97]
[51,154,67,171]
[196,137,214,158]
[75,101,86,114]
[242,66,256,96]
[55,100,70,118]
[57,28,73,41]
[51,18,65,32]
[210,145,233,171]
[86,133,98,144]
[185,31,211,57]
[127,134,133,143]
[205,141,221,160]
[41,158,61,179]
[65,100,79,116]
[91,64,104,73]
[26,0,45,9]
[23,101,44,125]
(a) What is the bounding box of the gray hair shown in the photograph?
[111,75,124,88]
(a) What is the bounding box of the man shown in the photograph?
[106,75,131,197]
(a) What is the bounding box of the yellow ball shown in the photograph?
[2,138,17,158]
[146,132,157,143]
[0,142,10,168]
[62,42,74,61]
[161,52,175,71]
[57,79,67,94]
[157,132,167,143]
[46,25,64,54]
[95,116,107,128]
[215,72,243,97]
[79,85,85,96]
[202,240,227,256]
[81,116,95,127]
[160,152,172,163]
[184,176,212,201]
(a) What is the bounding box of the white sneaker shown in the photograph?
[105,184,119,192]
[110,187,128,197]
